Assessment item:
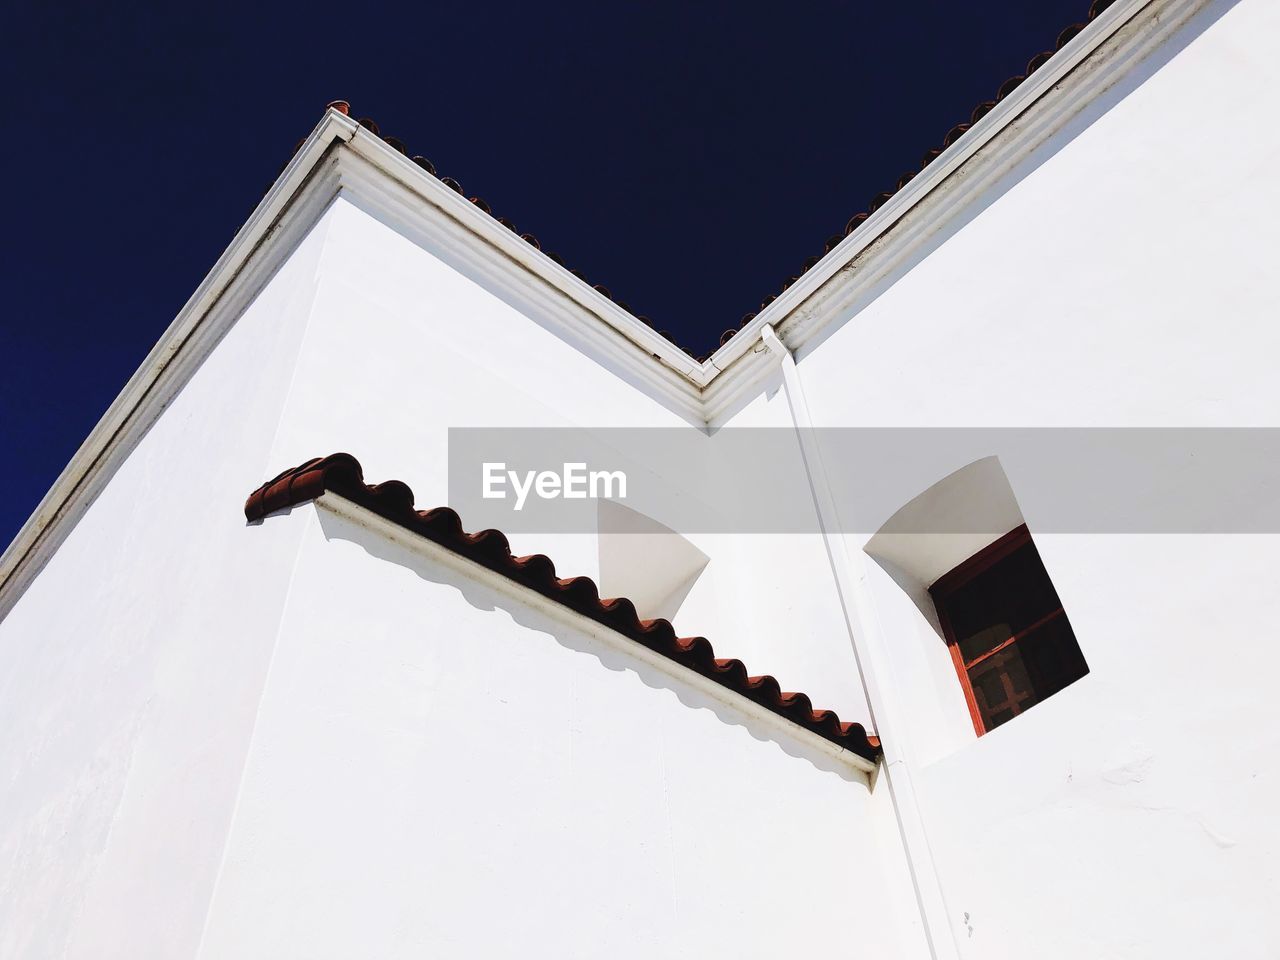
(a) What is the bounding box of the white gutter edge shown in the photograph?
[700,0,1157,383]
[338,123,703,382]
[0,0,1188,609]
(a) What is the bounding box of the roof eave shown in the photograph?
[0,0,1201,616]
[703,0,1175,378]
[0,110,358,617]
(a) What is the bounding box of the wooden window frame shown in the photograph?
[930,524,1040,737]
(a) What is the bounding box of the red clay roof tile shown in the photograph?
[246,453,881,762]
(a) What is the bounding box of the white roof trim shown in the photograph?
[0,0,1195,614]
[0,112,355,615]
[315,0,1185,393]
[706,0,1168,377]
[342,129,704,381]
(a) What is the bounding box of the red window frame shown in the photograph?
[929,525,1078,736]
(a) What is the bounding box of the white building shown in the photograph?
[2,0,1277,956]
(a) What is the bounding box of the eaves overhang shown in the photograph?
[296,0,1191,412]
[0,0,1202,616]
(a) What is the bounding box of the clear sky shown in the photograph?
[1,0,1089,549]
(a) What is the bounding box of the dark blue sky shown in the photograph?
[2,0,1086,550]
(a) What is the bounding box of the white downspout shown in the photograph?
[758,324,961,960]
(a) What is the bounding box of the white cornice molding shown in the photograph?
[314,0,1186,401]
[340,129,704,383]
[704,0,1189,372]
[702,0,1200,414]
[701,340,780,426]
[329,137,705,422]
[774,0,1206,364]
[0,0,1202,615]
[0,112,357,617]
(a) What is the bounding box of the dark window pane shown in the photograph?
[955,621,1015,664]
[972,662,1010,708]
[943,540,1064,662]
[968,644,1035,729]
[932,528,1090,735]
[1018,614,1089,701]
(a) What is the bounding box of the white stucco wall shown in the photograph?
[195,502,924,959]
[787,0,1280,954]
[0,216,334,959]
[260,194,875,723]
[696,382,875,728]
[8,1,1278,956]
[269,195,723,619]
[0,176,892,957]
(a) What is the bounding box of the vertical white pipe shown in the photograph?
[759,324,960,960]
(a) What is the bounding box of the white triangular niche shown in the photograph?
[596,499,709,623]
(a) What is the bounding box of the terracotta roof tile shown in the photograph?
[245,453,881,762]
[305,3,1111,360]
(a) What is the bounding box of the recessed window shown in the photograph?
[929,525,1088,735]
